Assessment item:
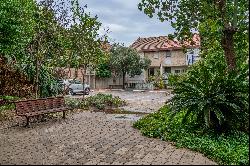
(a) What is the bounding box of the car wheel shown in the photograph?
[85,88,90,95]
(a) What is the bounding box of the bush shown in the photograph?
[84,93,126,110]
[0,95,19,101]
[168,53,249,132]
[168,73,186,87]
[39,65,62,98]
[64,97,83,110]
[64,93,126,110]
[0,96,16,121]
[17,58,62,98]
[133,106,249,165]
[149,74,165,89]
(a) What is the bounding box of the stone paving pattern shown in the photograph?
[0,111,217,165]
[90,90,173,114]
[0,91,217,165]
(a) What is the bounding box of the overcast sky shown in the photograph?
[80,0,175,46]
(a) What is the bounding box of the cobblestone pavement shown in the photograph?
[90,90,173,114]
[0,112,217,165]
[0,91,217,165]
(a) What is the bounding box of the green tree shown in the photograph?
[138,0,249,71]
[1,0,77,98]
[26,1,66,98]
[0,0,36,60]
[110,44,151,89]
[0,0,37,97]
[96,63,112,78]
[0,0,109,98]
[68,0,109,98]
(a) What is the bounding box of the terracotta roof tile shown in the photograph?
[131,34,200,52]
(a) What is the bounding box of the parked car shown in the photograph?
[58,79,90,95]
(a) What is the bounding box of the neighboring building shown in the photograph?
[60,35,201,89]
[127,34,200,84]
[61,42,123,89]
[63,67,123,89]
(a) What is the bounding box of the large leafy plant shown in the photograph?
[169,53,249,132]
[133,105,249,165]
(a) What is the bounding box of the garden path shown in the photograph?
[0,90,217,165]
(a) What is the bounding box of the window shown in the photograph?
[175,70,181,74]
[166,51,171,58]
[69,80,81,84]
[164,67,171,73]
[149,68,155,76]
[153,53,159,59]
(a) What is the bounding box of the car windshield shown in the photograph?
[74,80,81,84]
[68,80,81,84]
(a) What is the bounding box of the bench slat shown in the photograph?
[14,96,67,127]
[15,97,66,116]
[25,107,68,116]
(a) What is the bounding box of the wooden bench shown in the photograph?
[109,85,123,89]
[14,96,69,127]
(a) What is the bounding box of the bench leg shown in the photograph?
[25,116,30,127]
[62,111,66,119]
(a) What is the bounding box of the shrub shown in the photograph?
[168,73,186,87]
[85,93,126,110]
[0,96,16,121]
[133,106,249,165]
[149,75,165,89]
[168,53,249,132]
[64,97,82,109]
[65,93,126,110]
[17,58,62,98]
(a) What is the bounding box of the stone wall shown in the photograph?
[144,50,187,67]
[95,76,123,89]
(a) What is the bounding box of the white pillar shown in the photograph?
[160,64,163,75]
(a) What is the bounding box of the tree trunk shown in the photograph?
[216,0,238,71]
[35,58,40,99]
[63,66,71,96]
[221,26,237,71]
[122,72,126,89]
[81,68,86,100]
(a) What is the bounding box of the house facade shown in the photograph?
[61,35,200,89]
[126,34,200,85]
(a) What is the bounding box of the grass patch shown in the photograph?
[133,105,249,165]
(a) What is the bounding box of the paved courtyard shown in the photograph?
[0,90,217,165]
[91,90,173,114]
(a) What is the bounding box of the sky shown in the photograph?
[80,0,175,46]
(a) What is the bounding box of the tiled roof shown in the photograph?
[131,34,200,52]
